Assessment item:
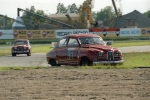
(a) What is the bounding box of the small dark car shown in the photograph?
[46,34,124,66]
[11,39,31,56]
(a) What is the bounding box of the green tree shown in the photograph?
[0,15,13,29]
[56,3,67,14]
[0,17,4,28]
[56,3,80,14]
[30,6,36,13]
[35,10,45,22]
[22,8,31,20]
[148,13,150,19]
[93,6,115,22]
[21,6,46,20]
[6,20,14,29]
[68,3,78,13]
[21,6,47,29]
[144,10,150,19]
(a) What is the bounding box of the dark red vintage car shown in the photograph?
[11,39,31,56]
[46,34,124,66]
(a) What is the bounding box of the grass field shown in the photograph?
[0,44,52,56]
[122,52,150,68]
[112,40,150,47]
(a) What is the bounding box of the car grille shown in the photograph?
[107,51,114,61]
[17,46,23,51]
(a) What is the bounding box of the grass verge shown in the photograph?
[0,44,53,56]
[0,49,11,56]
[0,52,150,71]
[112,40,150,47]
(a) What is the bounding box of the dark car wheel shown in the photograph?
[80,57,92,66]
[27,53,31,56]
[49,59,57,66]
[12,53,16,56]
[27,50,31,56]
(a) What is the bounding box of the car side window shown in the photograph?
[58,38,67,47]
[68,38,78,46]
[79,37,89,44]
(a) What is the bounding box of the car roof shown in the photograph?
[64,34,100,38]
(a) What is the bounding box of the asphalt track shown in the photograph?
[0,53,48,67]
[0,45,150,67]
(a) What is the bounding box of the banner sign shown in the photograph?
[56,29,89,38]
[0,30,13,39]
[13,30,56,39]
[120,28,141,37]
[46,30,56,38]
[89,28,103,37]
[141,28,150,36]
[1,28,150,40]
[89,28,120,37]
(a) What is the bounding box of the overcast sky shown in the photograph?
[0,0,150,18]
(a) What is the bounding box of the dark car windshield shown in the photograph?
[79,37,105,45]
[14,41,28,45]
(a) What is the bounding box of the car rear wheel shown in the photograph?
[80,57,93,66]
[49,59,57,66]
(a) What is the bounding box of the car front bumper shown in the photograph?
[93,60,124,64]
[12,50,29,54]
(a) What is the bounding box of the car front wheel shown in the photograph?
[49,59,57,66]
[12,53,16,56]
[27,53,31,56]
[27,50,31,56]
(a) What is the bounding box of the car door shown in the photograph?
[67,37,80,65]
[56,37,68,65]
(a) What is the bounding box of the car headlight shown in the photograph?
[98,51,103,56]
[116,51,120,56]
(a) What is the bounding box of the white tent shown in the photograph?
[12,16,26,29]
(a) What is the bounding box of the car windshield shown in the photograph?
[79,37,105,45]
[14,41,27,45]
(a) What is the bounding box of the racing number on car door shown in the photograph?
[68,50,73,60]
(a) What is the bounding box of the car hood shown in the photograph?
[13,44,28,47]
[81,44,116,51]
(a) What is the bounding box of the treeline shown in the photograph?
[0,2,150,29]
[144,10,150,19]
[0,17,14,29]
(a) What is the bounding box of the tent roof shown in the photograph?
[12,16,26,28]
